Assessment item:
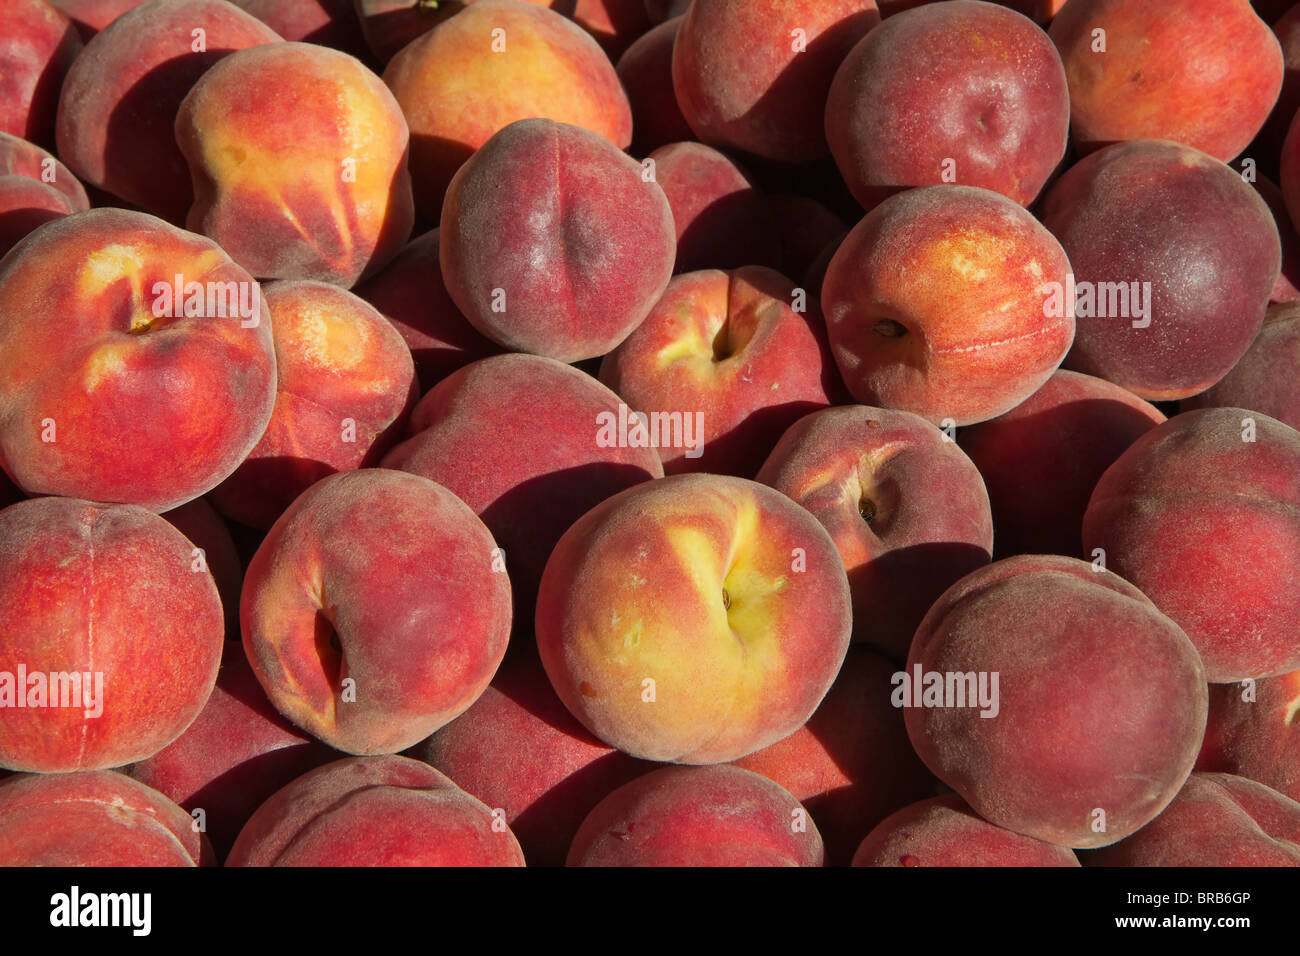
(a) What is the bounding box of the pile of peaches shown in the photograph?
[0,0,1298,868]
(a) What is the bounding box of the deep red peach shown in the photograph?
[568,765,825,866]
[227,754,526,866]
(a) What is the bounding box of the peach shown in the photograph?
[0,0,82,147]
[568,765,824,866]
[648,141,778,274]
[163,498,244,642]
[756,405,993,659]
[383,0,631,219]
[48,0,146,39]
[600,266,842,477]
[439,118,675,362]
[1086,773,1300,866]
[354,0,576,63]
[852,794,1081,867]
[354,229,502,392]
[235,0,366,55]
[56,0,282,225]
[1199,669,1300,802]
[208,280,418,530]
[734,646,939,865]
[0,131,90,210]
[573,0,650,59]
[821,185,1074,425]
[672,0,881,162]
[1181,303,1300,431]
[0,771,214,866]
[242,469,512,755]
[0,496,224,773]
[0,208,277,512]
[128,646,338,860]
[536,473,852,764]
[825,1,1069,210]
[905,554,1208,848]
[616,16,692,157]
[227,754,526,866]
[414,654,653,866]
[380,353,663,625]
[177,41,414,286]
[1049,0,1283,161]
[1041,140,1280,400]
[0,175,79,257]
[1082,407,1300,682]
[959,369,1165,558]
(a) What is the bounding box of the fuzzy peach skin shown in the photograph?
[354,229,501,393]
[228,754,526,866]
[648,142,778,274]
[209,280,417,530]
[1181,303,1300,431]
[600,267,842,477]
[825,1,1069,211]
[0,131,90,210]
[242,469,512,755]
[439,118,675,363]
[821,185,1074,426]
[0,209,277,512]
[734,646,939,865]
[129,646,338,860]
[852,794,1081,867]
[0,771,214,866]
[536,473,852,764]
[414,654,653,866]
[905,554,1208,848]
[959,369,1165,558]
[568,764,825,866]
[672,0,881,163]
[616,16,692,157]
[48,0,147,39]
[1082,407,1300,683]
[1041,141,1279,401]
[383,0,631,219]
[0,176,80,257]
[1049,0,1283,161]
[176,41,414,287]
[354,0,575,63]
[756,406,992,659]
[0,497,225,773]
[1199,669,1300,802]
[55,0,281,224]
[163,498,245,642]
[0,0,82,147]
[381,353,663,625]
[1086,773,1300,866]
